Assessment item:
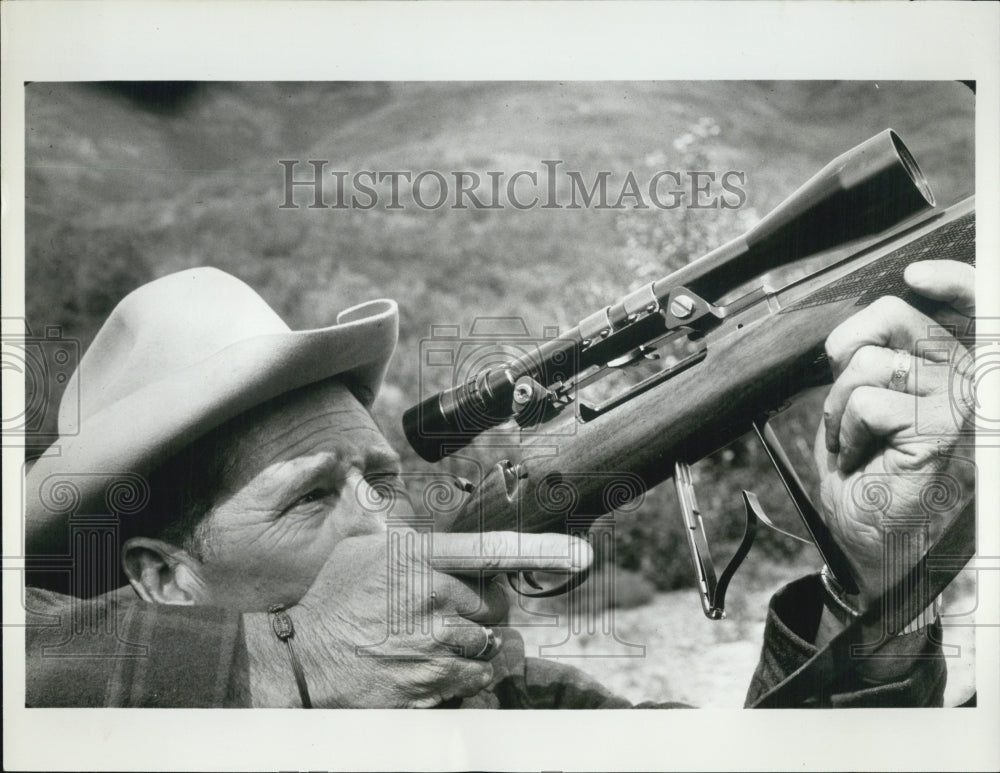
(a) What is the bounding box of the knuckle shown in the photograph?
[418,658,458,686]
[471,661,494,685]
[480,532,513,565]
[453,662,493,697]
[851,344,883,375]
[872,294,907,319]
[455,594,486,620]
[824,329,845,365]
[843,386,872,419]
[825,322,862,371]
[429,572,465,605]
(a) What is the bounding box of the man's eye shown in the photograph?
[293,488,330,507]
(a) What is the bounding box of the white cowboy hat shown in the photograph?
[24,266,398,556]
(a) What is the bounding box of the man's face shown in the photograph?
[191,380,407,611]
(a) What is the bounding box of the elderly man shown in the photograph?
[23,259,975,708]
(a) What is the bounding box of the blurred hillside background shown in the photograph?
[24,81,976,706]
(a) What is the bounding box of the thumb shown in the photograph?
[904,260,975,316]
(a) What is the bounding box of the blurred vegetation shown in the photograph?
[23,82,975,600]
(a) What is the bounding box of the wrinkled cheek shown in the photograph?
[199,550,324,610]
[197,518,364,609]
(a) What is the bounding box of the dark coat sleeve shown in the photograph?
[25,588,250,707]
[473,575,945,709]
[744,574,947,708]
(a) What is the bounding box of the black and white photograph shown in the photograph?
[3,3,999,772]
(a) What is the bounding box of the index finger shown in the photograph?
[824,295,960,379]
[430,531,594,576]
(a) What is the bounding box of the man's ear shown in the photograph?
[122,537,208,605]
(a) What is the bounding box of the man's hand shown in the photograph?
[816,259,975,612]
[246,530,592,707]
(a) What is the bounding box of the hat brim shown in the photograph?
[24,299,397,557]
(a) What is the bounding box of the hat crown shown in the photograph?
[60,267,288,433]
[29,266,397,559]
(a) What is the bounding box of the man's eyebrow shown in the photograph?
[365,445,402,475]
[247,451,342,507]
[293,452,342,483]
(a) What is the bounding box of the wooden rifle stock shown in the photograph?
[445,197,976,539]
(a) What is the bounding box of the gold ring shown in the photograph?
[887,349,911,393]
[471,627,501,660]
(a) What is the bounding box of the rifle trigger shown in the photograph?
[506,566,593,598]
[521,570,544,590]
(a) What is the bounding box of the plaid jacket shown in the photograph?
[24,575,946,708]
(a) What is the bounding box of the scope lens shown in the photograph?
[890,130,935,207]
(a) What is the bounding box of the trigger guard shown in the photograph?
[507,566,593,598]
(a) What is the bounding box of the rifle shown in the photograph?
[402,129,976,619]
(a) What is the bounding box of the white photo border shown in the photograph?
[3,2,999,771]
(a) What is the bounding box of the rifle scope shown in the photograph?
[403,129,935,463]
